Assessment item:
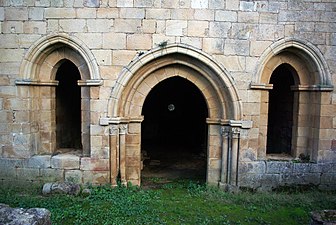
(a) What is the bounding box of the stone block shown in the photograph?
[0,34,20,48]
[238,173,261,188]
[134,0,153,7]
[65,170,82,183]
[117,0,133,7]
[0,49,24,62]
[152,34,176,47]
[207,168,220,184]
[171,9,194,20]
[266,161,293,174]
[120,8,145,19]
[84,0,100,7]
[75,9,96,19]
[166,20,187,36]
[142,19,156,33]
[83,170,109,184]
[59,19,85,32]
[187,20,208,37]
[51,154,80,169]
[87,19,112,32]
[194,9,214,20]
[40,168,64,183]
[209,21,230,38]
[127,34,152,49]
[180,37,202,49]
[209,0,224,9]
[24,155,51,168]
[112,50,136,66]
[259,174,280,188]
[114,19,141,33]
[74,33,102,49]
[320,173,336,185]
[0,165,17,178]
[238,11,259,23]
[16,168,40,181]
[215,10,237,22]
[92,50,112,66]
[209,158,221,169]
[282,173,321,185]
[97,8,119,18]
[103,33,126,49]
[218,55,245,72]
[191,0,208,9]
[224,39,249,56]
[23,21,47,34]
[250,41,272,57]
[28,7,44,20]
[5,7,28,20]
[2,21,23,34]
[126,166,140,180]
[146,9,171,20]
[45,8,76,18]
[80,158,109,171]
[0,7,4,21]
[226,0,239,10]
[202,38,224,54]
[240,1,254,11]
[239,161,266,174]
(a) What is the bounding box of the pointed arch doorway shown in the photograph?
[141,76,208,181]
[106,44,245,186]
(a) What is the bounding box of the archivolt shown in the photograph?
[17,33,101,85]
[254,38,332,87]
[108,44,242,121]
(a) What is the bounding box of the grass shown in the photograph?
[0,179,335,225]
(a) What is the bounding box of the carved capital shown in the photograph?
[109,124,119,135]
[231,127,241,139]
[119,124,128,135]
[221,126,230,137]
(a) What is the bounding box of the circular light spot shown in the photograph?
[168,104,175,111]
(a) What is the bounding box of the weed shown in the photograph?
[0,180,335,225]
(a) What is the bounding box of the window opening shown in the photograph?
[266,64,295,155]
[55,60,82,151]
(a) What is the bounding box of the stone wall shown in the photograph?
[0,0,335,190]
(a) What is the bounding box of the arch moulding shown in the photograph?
[103,43,243,123]
[16,33,102,86]
[251,37,333,91]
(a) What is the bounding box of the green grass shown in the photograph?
[0,179,335,225]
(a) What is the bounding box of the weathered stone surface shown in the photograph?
[42,182,81,195]
[0,0,335,191]
[0,203,51,225]
[51,154,80,169]
[310,210,336,225]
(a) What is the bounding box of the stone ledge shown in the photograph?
[51,154,80,169]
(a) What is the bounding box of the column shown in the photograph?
[230,127,241,186]
[119,123,128,186]
[109,124,119,186]
[220,126,230,184]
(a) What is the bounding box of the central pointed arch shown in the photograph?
[109,44,241,120]
[107,44,244,186]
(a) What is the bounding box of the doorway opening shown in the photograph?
[55,60,82,153]
[267,64,295,155]
[141,76,208,183]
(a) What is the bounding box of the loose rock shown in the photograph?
[42,182,81,195]
[0,203,51,225]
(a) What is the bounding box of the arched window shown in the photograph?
[55,60,82,151]
[266,64,295,155]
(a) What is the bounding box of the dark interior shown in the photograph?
[55,60,82,151]
[267,64,295,155]
[141,76,208,181]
